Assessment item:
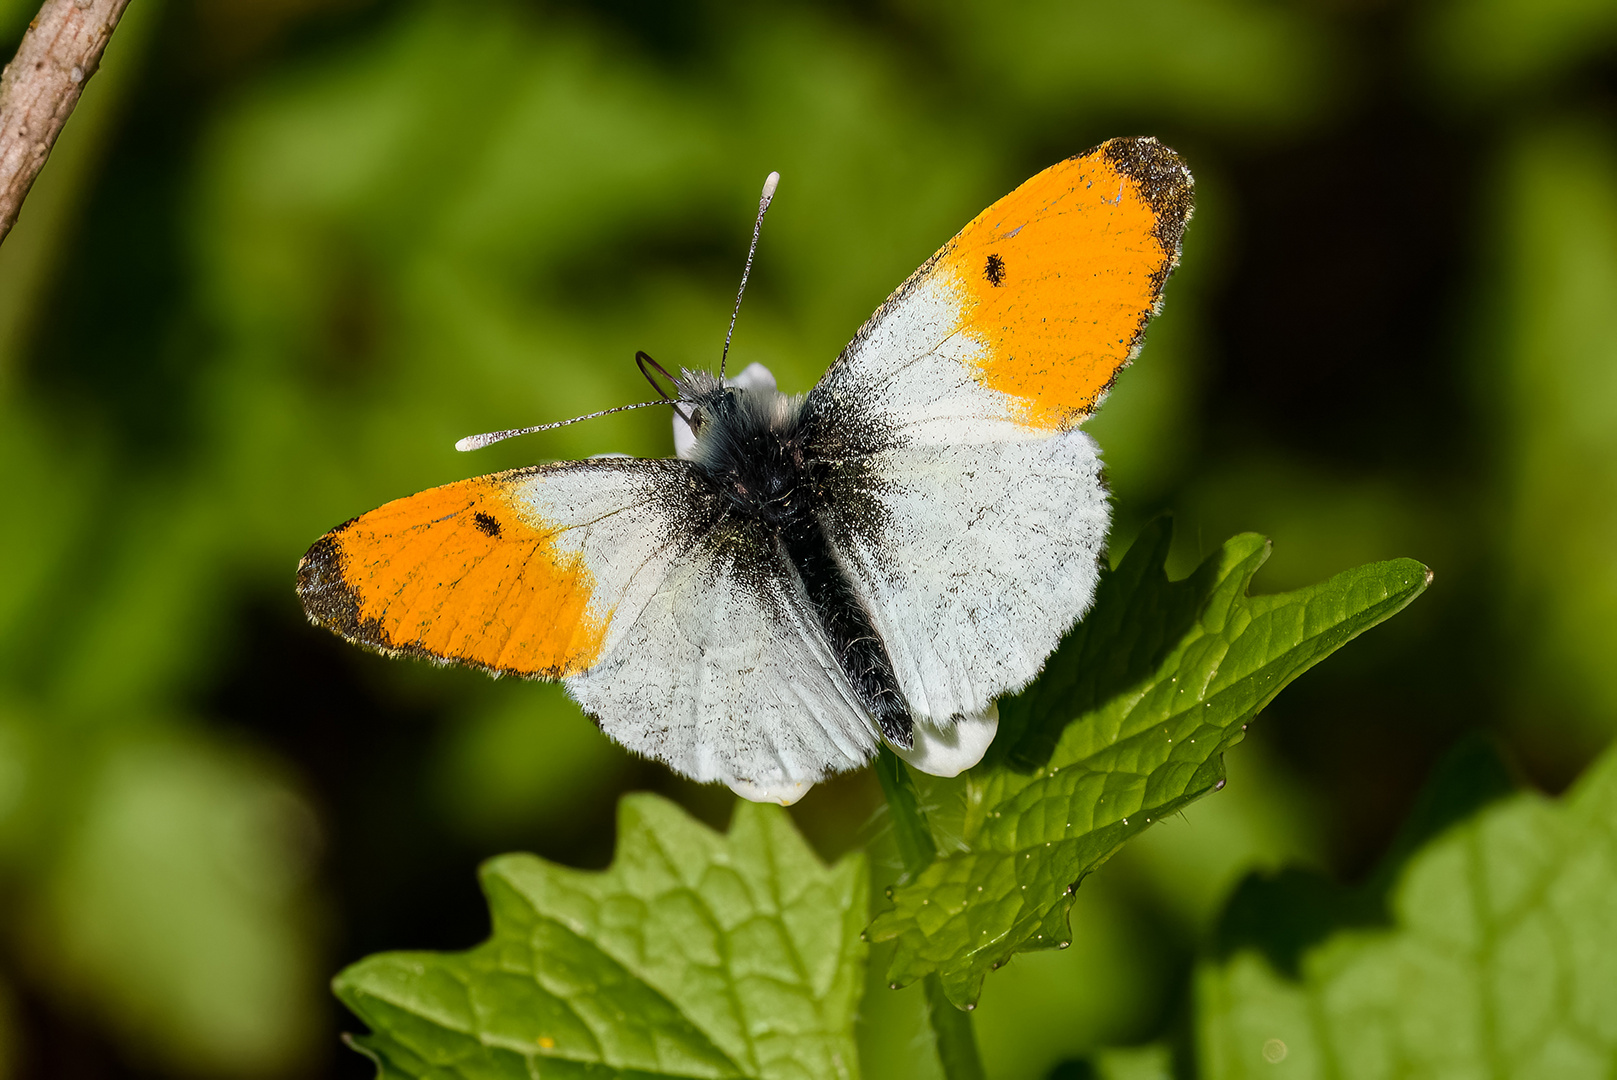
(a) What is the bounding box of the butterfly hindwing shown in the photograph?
[566,512,878,795]
[818,432,1110,724]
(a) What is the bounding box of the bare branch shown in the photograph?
[0,0,131,246]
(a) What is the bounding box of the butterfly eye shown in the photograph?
[688,407,705,433]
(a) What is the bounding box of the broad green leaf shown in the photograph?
[867,520,1429,1007]
[336,795,867,1080]
[1197,740,1617,1079]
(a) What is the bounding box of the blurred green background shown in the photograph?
[0,0,1614,1075]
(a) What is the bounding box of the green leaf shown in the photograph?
[1197,740,1617,1079]
[867,519,1430,1007]
[335,795,867,1080]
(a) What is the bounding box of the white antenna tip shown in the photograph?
[454,435,482,452]
[761,171,780,206]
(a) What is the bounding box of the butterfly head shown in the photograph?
[672,363,793,464]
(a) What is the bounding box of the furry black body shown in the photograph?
[679,372,912,748]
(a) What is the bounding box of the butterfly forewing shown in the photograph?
[814,136,1193,447]
[566,512,880,793]
[296,459,689,678]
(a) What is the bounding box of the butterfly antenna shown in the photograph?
[719,170,780,380]
[454,399,668,452]
[636,350,693,425]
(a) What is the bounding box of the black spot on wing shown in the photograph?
[985,252,1006,287]
[473,511,501,537]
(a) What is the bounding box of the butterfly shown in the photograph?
[297,136,1193,804]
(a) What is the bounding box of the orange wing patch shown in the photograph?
[296,472,607,679]
[940,137,1193,431]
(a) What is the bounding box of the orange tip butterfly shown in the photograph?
[297,137,1194,804]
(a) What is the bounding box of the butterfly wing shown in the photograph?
[814,136,1192,447]
[297,457,876,798]
[565,510,879,798]
[809,136,1193,723]
[296,458,684,679]
[819,434,1110,725]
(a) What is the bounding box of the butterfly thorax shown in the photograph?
[682,378,818,528]
[679,372,913,748]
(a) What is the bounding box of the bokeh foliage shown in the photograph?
[0,0,1614,1077]
[1199,738,1617,1079]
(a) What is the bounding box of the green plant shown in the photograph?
[334,519,1440,1078]
[1198,736,1617,1078]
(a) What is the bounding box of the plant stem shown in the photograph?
[874,748,987,1080]
[923,976,987,1080]
[874,745,937,869]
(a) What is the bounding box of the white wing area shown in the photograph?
[805,255,1115,737]
[502,460,691,661]
[483,460,880,800]
[816,273,1041,448]
[566,529,881,799]
[820,429,1109,724]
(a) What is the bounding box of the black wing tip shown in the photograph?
[296,532,376,645]
[1099,136,1195,256]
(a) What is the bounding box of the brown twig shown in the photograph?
[0,0,131,246]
